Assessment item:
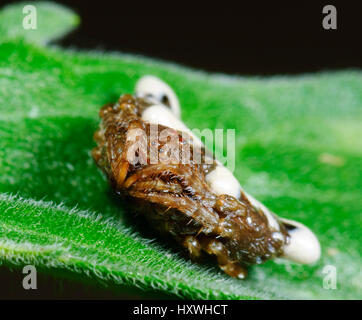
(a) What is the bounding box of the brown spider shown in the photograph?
[92,76,320,278]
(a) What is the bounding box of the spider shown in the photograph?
[92,76,320,278]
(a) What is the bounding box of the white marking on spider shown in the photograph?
[136,75,181,118]
[280,218,321,264]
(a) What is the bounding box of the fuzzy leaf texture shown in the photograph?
[0,2,361,299]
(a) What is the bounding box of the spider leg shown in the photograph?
[202,238,248,279]
[182,235,202,260]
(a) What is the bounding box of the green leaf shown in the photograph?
[0,2,361,299]
[0,1,79,45]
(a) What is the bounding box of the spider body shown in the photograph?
[92,76,320,278]
[93,94,291,278]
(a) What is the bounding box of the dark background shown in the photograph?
[2,1,361,75]
[55,1,361,75]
